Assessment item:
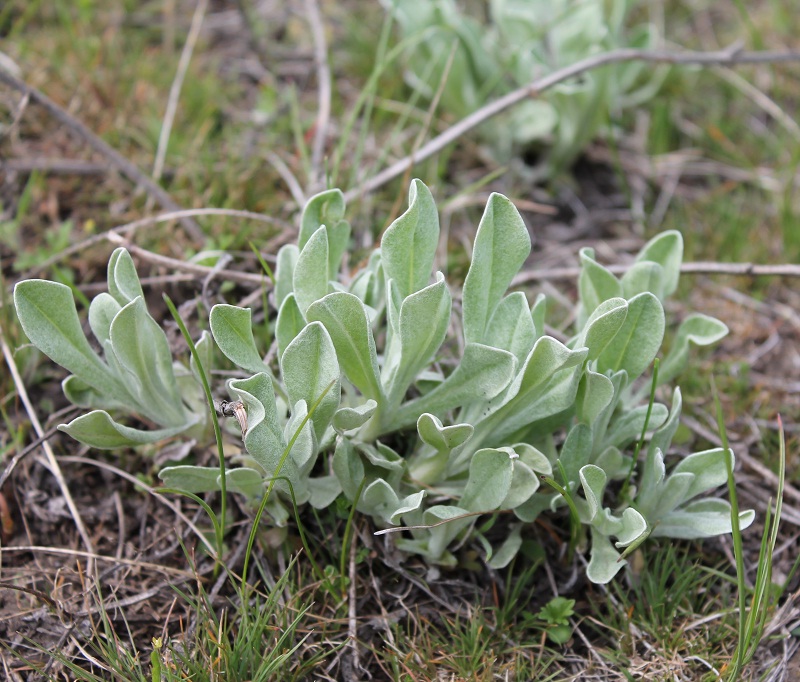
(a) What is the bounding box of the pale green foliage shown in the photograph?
[13,183,754,584]
[382,0,667,178]
[13,248,209,448]
[192,180,750,581]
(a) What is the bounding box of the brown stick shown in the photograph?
[343,45,800,202]
[512,261,800,285]
[0,69,205,242]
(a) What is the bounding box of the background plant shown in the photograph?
[382,0,668,178]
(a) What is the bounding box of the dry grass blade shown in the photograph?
[0,67,204,242]
[304,0,331,194]
[0,326,96,578]
[151,0,209,188]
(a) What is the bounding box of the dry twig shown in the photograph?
[343,45,800,202]
[0,68,205,242]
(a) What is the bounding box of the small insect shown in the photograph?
[217,399,248,439]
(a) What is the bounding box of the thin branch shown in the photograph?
[343,45,800,202]
[0,68,205,242]
[512,260,800,285]
[104,232,271,287]
[304,0,331,194]
[22,207,291,277]
[266,150,306,206]
[151,0,208,187]
[1,158,109,175]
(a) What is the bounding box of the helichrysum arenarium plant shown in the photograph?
[13,180,753,583]
[382,0,668,178]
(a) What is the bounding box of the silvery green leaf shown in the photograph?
[486,291,536,364]
[276,293,305,359]
[462,193,531,345]
[641,471,693,520]
[671,447,733,503]
[381,179,439,299]
[578,248,622,322]
[461,448,514,511]
[190,330,213,386]
[394,344,516,428]
[417,413,474,452]
[229,373,286,474]
[514,491,558,523]
[59,410,196,449]
[640,388,682,498]
[384,279,403,344]
[159,465,221,493]
[349,269,373,302]
[578,463,607,523]
[576,370,614,427]
[509,99,558,142]
[391,490,426,523]
[88,293,121,345]
[299,188,346,250]
[596,292,664,381]
[360,478,407,523]
[293,225,330,314]
[487,524,524,569]
[659,314,728,385]
[307,292,383,402]
[603,403,668,451]
[386,273,451,404]
[514,442,552,476]
[274,244,299,308]
[281,322,341,442]
[585,369,627,447]
[620,261,665,300]
[653,499,755,539]
[531,293,547,338]
[107,247,144,306]
[333,438,365,501]
[351,250,385,310]
[614,508,649,547]
[359,443,405,491]
[224,467,265,500]
[210,304,268,375]
[308,475,342,509]
[574,297,628,361]
[110,297,186,426]
[14,279,121,397]
[506,336,587,408]
[61,375,130,411]
[586,527,626,584]
[422,504,473,560]
[635,230,683,298]
[560,424,594,487]
[501,457,539,508]
[332,400,378,432]
[283,400,316,473]
[484,337,587,439]
[326,220,351,281]
[594,446,626,480]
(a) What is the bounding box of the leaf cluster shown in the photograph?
[13,181,753,583]
[383,0,668,178]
